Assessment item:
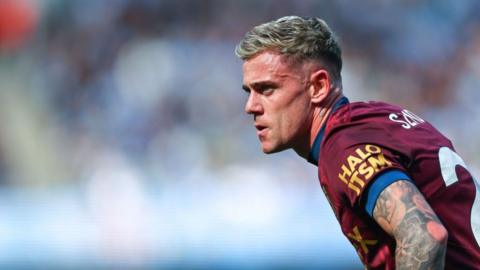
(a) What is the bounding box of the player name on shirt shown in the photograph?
[388,109,425,129]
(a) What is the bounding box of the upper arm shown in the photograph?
[372,180,448,245]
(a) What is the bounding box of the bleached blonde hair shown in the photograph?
[235,16,342,84]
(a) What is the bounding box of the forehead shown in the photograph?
[242,51,297,83]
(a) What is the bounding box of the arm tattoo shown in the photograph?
[373,180,447,270]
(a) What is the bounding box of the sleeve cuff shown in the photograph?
[365,170,412,217]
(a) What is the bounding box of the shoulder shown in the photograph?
[329,100,405,127]
[322,101,403,153]
[318,101,413,191]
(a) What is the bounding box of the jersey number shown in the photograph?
[439,147,480,247]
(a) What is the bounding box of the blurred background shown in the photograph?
[0,0,479,269]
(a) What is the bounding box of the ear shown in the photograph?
[308,69,331,104]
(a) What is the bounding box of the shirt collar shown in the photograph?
[307,96,349,165]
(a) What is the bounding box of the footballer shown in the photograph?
[236,16,480,269]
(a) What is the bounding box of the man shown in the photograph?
[236,16,480,269]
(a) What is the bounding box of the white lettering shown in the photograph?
[389,113,411,129]
[403,110,425,127]
[389,109,425,129]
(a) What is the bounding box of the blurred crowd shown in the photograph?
[1,0,480,186]
[0,0,479,268]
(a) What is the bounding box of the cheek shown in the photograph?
[279,96,311,135]
[289,92,311,119]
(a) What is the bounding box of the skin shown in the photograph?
[242,50,449,269]
[373,180,448,269]
[242,50,341,157]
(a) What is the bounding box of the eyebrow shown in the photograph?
[242,81,278,92]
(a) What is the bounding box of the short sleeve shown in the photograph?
[363,170,412,216]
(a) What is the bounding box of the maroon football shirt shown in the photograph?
[311,99,480,269]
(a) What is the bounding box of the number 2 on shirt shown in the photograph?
[439,147,480,246]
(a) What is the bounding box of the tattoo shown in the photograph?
[373,181,447,270]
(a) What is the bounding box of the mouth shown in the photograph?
[255,124,268,137]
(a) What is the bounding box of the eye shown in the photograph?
[260,86,275,95]
[244,82,278,96]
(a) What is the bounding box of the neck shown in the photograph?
[294,89,343,159]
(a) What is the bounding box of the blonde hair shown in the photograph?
[235,16,342,83]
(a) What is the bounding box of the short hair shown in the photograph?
[235,16,342,83]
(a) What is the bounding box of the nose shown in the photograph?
[245,91,263,115]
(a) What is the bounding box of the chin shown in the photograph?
[261,143,286,154]
[262,148,275,154]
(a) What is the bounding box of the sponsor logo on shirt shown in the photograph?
[347,226,378,255]
[338,145,392,196]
